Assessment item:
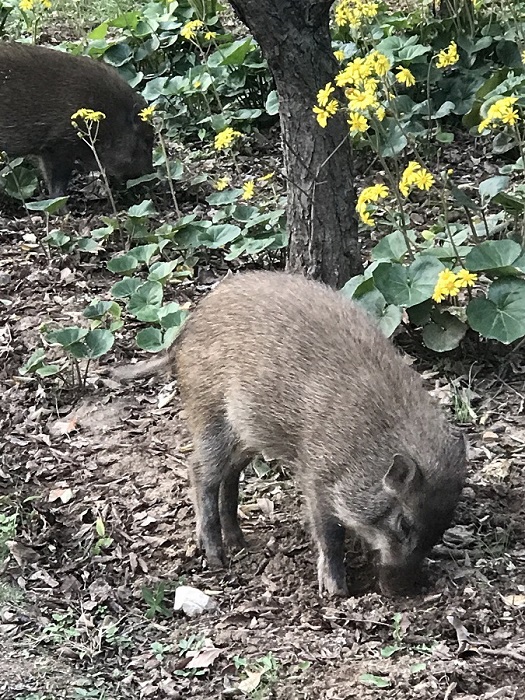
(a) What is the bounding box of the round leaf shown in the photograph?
[107,254,139,275]
[46,327,89,347]
[467,278,525,343]
[198,224,242,249]
[464,239,521,272]
[373,257,444,307]
[127,281,163,321]
[136,328,165,352]
[422,311,467,352]
[157,302,189,330]
[110,278,143,299]
[83,329,115,358]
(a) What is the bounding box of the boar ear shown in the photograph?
[383,455,422,496]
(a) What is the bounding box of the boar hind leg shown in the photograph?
[219,456,251,552]
[308,501,348,597]
[189,419,243,567]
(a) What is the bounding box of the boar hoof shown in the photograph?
[224,530,248,552]
[318,567,349,597]
[205,550,227,569]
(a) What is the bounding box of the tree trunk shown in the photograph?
[229,0,362,287]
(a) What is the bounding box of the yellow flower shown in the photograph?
[396,67,416,87]
[413,169,434,191]
[138,105,156,122]
[71,108,106,124]
[242,180,255,200]
[19,0,34,10]
[346,88,378,112]
[204,31,217,40]
[214,127,242,150]
[313,100,338,127]
[356,183,389,225]
[41,0,51,7]
[258,172,275,182]
[478,96,520,132]
[334,50,346,62]
[317,82,335,108]
[398,161,433,196]
[432,268,461,303]
[215,176,230,191]
[180,19,204,41]
[369,51,391,76]
[456,269,477,288]
[376,105,386,121]
[436,40,459,69]
[348,112,369,133]
[522,49,525,65]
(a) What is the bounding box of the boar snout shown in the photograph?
[378,555,427,597]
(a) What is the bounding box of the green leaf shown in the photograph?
[467,278,525,343]
[372,231,409,263]
[359,673,391,688]
[373,256,444,307]
[436,131,454,143]
[128,244,159,264]
[410,662,427,674]
[156,303,189,330]
[110,278,143,299]
[376,119,407,158]
[340,275,375,299]
[207,38,255,67]
[478,175,509,206]
[493,190,525,213]
[83,300,116,320]
[430,101,455,119]
[198,224,242,249]
[207,189,243,205]
[265,90,279,115]
[422,310,467,352]
[36,364,61,377]
[450,185,479,211]
[127,200,156,218]
[136,328,165,352]
[127,281,163,322]
[381,645,401,658]
[20,348,46,374]
[148,260,179,283]
[464,240,521,272]
[107,254,139,275]
[25,196,68,214]
[355,289,402,337]
[46,327,89,347]
[82,329,115,358]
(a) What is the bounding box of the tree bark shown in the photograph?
[229,0,362,287]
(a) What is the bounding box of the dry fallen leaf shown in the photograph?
[48,487,74,504]
[501,594,525,608]
[238,670,264,694]
[185,646,222,669]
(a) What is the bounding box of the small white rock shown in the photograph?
[174,585,216,617]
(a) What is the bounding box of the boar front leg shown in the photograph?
[308,499,348,597]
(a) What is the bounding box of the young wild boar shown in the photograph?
[170,272,467,596]
[0,42,154,196]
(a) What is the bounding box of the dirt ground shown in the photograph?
[1,175,525,699]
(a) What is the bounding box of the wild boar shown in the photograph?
[119,271,467,597]
[0,42,154,196]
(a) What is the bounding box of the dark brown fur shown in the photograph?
[161,272,467,596]
[0,42,154,196]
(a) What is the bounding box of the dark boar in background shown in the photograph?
[0,42,154,196]
[171,271,467,597]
